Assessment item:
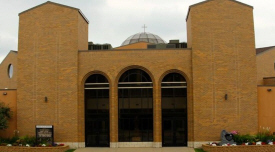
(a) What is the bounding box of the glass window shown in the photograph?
[132,34,140,39]
[118,69,153,142]
[140,33,148,38]
[8,64,13,78]
[161,73,187,146]
[85,74,110,147]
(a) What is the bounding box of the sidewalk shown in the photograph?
[75,147,195,152]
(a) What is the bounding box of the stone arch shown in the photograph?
[115,65,155,87]
[159,69,190,87]
[81,70,112,89]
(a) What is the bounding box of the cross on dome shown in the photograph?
[142,24,147,33]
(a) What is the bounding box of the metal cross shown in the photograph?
[142,24,147,33]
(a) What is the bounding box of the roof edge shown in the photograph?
[0,50,18,65]
[18,1,89,23]
[10,50,18,53]
[115,41,150,49]
[256,46,275,56]
[19,1,78,15]
[78,48,192,52]
[78,10,89,24]
[186,0,253,21]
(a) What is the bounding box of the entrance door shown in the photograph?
[85,74,110,147]
[161,73,187,147]
[85,113,109,147]
[118,69,153,142]
[162,118,187,146]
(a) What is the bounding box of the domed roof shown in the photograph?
[121,32,166,46]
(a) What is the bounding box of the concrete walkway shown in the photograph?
[75,147,195,152]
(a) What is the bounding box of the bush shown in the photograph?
[19,136,36,146]
[0,136,37,146]
[0,102,12,130]
[232,127,275,145]
[0,136,19,145]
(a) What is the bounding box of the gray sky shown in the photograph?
[0,0,274,63]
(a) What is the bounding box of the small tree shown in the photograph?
[0,102,11,130]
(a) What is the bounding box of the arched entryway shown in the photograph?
[85,74,110,147]
[161,73,187,146]
[118,69,153,142]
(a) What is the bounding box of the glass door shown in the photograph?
[85,74,110,147]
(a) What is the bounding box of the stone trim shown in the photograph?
[55,142,85,148]
[111,142,161,148]
[65,142,161,148]
[153,142,162,148]
[188,141,220,148]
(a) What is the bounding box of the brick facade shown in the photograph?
[256,47,275,85]
[78,49,193,143]
[187,0,257,141]
[0,51,17,89]
[17,2,88,142]
[0,0,261,148]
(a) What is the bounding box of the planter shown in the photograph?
[0,145,69,152]
[202,144,275,152]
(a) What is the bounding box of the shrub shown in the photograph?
[0,102,12,130]
[19,135,36,146]
[233,127,275,145]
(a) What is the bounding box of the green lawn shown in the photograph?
[194,148,206,152]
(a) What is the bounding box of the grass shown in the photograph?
[194,148,206,152]
[65,149,76,152]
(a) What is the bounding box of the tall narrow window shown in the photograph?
[8,64,13,78]
[85,74,110,147]
[118,69,153,142]
[162,73,187,146]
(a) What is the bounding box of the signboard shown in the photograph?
[36,125,54,145]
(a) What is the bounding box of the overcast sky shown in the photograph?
[0,0,274,63]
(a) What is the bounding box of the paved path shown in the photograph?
[75,147,195,152]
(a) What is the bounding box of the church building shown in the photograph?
[2,0,272,148]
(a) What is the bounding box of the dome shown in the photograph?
[121,32,166,46]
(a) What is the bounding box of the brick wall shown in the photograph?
[0,146,69,152]
[9,0,261,146]
[187,0,258,141]
[258,86,275,134]
[0,51,17,89]
[17,2,88,142]
[256,47,275,85]
[77,49,193,143]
